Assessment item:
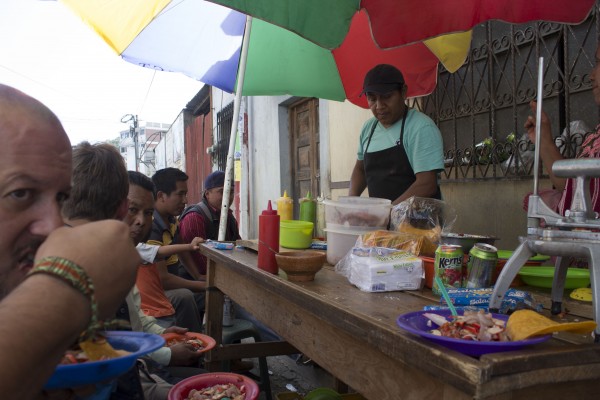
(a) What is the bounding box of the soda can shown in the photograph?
[433,244,464,295]
[465,243,498,288]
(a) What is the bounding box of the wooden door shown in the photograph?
[289,98,320,216]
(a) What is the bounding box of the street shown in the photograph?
[247,354,335,400]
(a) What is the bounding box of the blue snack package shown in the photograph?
[310,241,327,250]
[423,305,488,312]
[441,288,543,313]
[213,242,234,250]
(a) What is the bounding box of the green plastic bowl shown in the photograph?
[280,220,314,249]
[497,250,550,263]
[518,266,590,289]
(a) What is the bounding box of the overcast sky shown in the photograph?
[0,0,204,145]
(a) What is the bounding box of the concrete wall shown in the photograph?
[330,177,540,251]
[245,95,300,239]
[327,100,372,188]
[155,112,186,171]
[439,179,547,250]
[210,89,242,234]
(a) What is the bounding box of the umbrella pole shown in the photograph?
[218,15,253,241]
[533,56,544,198]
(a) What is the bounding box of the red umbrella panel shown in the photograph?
[208,0,596,50]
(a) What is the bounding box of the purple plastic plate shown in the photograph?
[396,309,551,357]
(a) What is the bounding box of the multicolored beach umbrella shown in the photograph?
[62,0,595,108]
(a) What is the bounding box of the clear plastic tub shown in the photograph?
[326,223,387,231]
[324,225,379,265]
[323,196,391,228]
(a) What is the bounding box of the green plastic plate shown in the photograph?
[518,266,590,289]
[497,250,550,262]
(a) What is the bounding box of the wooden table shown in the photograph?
[200,244,600,399]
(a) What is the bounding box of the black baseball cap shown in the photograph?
[204,170,225,190]
[360,64,405,96]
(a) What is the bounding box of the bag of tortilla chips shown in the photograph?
[79,336,129,361]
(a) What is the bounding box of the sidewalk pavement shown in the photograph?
[251,354,335,400]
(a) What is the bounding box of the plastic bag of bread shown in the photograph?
[358,230,436,257]
[395,223,441,247]
[390,196,457,246]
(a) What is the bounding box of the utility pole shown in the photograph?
[121,114,139,171]
[132,115,139,172]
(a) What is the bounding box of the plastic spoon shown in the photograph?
[434,276,458,317]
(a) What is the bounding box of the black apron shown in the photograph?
[363,108,441,202]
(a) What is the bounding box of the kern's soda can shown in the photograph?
[433,244,464,295]
[465,243,498,288]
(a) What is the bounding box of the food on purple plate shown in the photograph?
[424,309,508,341]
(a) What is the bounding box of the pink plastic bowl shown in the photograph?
[168,372,260,400]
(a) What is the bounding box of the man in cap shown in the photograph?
[179,170,241,276]
[349,64,444,204]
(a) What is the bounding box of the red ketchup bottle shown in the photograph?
[258,200,280,274]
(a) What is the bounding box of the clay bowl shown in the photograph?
[275,251,326,282]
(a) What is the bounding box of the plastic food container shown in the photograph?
[324,226,378,265]
[280,220,314,249]
[323,196,391,228]
[326,223,387,231]
[419,256,435,289]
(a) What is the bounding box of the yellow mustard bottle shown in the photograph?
[276,190,293,221]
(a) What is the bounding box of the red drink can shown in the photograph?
[433,244,464,295]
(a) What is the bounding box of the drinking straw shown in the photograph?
[434,276,458,317]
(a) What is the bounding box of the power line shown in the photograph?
[0,63,82,103]
[137,70,156,116]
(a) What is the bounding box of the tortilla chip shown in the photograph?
[506,310,597,341]
[79,337,123,361]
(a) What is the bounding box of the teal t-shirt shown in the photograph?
[357,108,444,174]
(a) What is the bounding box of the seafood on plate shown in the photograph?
[165,336,206,350]
[424,310,509,342]
[186,383,245,400]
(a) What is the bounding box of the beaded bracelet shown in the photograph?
[27,256,99,340]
